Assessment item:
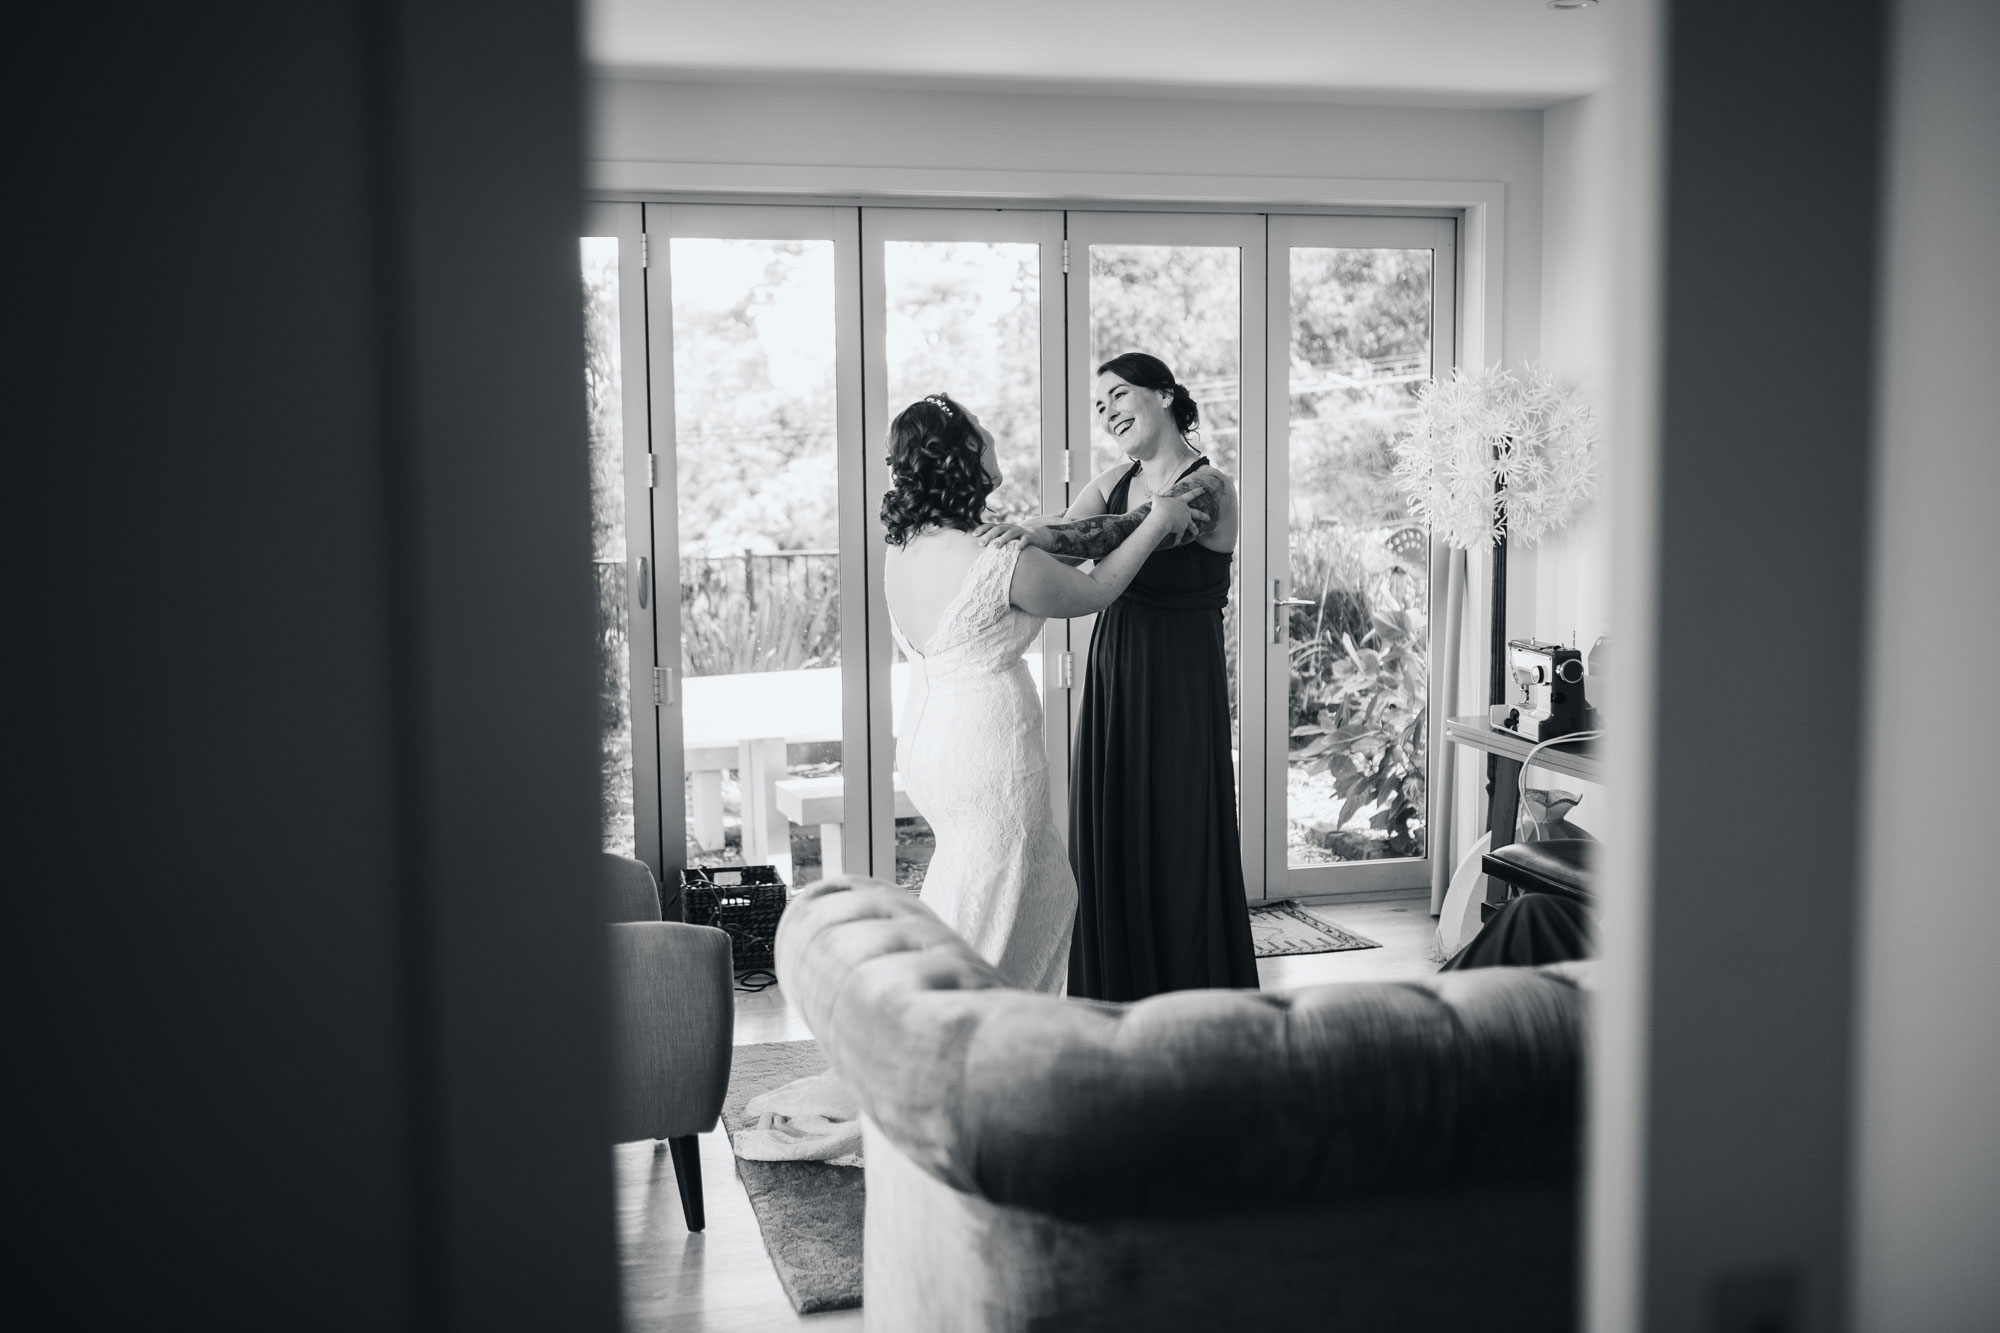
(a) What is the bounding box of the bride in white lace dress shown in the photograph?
[733,392,1196,1162]
[883,394,1196,990]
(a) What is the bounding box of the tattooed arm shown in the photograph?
[974,464,1111,561]
[1009,493,1198,618]
[1032,467,1228,560]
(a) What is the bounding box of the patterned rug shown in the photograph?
[721,1040,864,1315]
[1248,900,1382,957]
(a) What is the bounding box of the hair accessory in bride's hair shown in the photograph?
[923,393,955,420]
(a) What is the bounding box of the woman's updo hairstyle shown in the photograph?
[880,392,995,547]
[1097,351,1200,438]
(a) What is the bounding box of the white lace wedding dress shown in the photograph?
[892,540,1076,993]
[733,542,1075,1166]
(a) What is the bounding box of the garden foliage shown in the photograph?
[1285,525,1430,860]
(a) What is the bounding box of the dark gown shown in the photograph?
[1068,458,1260,1001]
[1437,893,1593,971]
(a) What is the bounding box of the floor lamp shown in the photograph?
[1398,367,1597,922]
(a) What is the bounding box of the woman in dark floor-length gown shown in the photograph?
[979,351,1258,1001]
[1067,459,1259,1000]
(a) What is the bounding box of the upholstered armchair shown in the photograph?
[778,876,1591,1331]
[603,853,734,1231]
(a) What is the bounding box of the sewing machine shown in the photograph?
[1488,638,1596,742]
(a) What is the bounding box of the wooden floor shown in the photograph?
[617,895,1441,1332]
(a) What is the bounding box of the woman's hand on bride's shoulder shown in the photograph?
[976,520,1049,549]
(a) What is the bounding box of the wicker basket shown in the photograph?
[680,865,788,973]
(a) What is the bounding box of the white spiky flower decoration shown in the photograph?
[1391,364,1599,550]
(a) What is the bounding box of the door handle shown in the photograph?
[1272,580,1315,642]
[635,555,650,610]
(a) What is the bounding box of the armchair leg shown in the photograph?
[667,1134,705,1232]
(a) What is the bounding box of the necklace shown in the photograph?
[1133,444,1199,500]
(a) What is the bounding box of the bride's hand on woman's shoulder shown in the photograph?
[976,519,1051,549]
[1142,492,1204,542]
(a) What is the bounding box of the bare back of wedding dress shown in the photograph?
[734,542,1075,1166]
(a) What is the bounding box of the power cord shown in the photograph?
[1514,729,1604,838]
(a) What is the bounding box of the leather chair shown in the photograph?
[603,853,734,1231]
[1482,754,1602,922]
[1482,838,1598,913]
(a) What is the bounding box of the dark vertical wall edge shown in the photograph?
[16,2,616,1326]
[386,0,617,1327]
[359,0,443,1324]
[1643,0,1887,1328]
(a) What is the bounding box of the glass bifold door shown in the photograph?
[584,202,1456,904]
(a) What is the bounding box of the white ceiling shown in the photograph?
[587,0,1614,109]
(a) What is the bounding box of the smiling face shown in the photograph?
[1094,371,1176,455]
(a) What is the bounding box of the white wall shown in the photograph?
[1851,2,2000,1328]
[1536,93,1616,656]
[590,75,1545,369]
[1448,89,1623,858]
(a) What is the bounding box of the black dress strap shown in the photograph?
[1105,459,1145,513]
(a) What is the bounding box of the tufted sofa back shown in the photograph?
[776,877,1590,1222]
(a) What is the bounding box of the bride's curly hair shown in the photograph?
[880,393,995,547]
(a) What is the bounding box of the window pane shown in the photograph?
[884,241,1042,520]
[883,239,1044,889]
[670,238,843,886]
[1284,247,1433,866]
[1087,245,1243,484]
[1088,243,1244,765]
[581,236,634,857]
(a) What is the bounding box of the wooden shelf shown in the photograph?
[1444,715,1606,784]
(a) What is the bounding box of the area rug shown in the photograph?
[722,1040,865,1315]
[1248,900,1382,957]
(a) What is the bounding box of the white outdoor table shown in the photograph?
[682,667,860,866]
[679,656,1043,869]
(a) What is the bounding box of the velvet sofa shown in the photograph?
[775,877,1590,1332]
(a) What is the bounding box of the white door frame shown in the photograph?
[642,203,874,877]
[584,201,665,880]
[1262,213,1458,901]
[857,207,1071,875]
[632,198,1469,902]
[1065,210,1273,899]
